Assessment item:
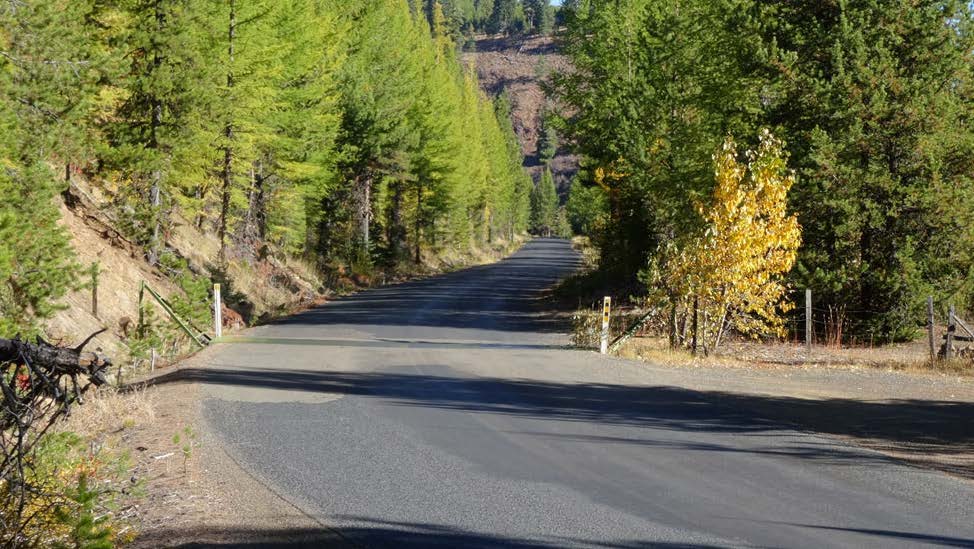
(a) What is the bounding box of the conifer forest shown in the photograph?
[4,1,974,546]
[0,0,539,337]
[2,0,974,342]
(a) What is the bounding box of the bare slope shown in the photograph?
[464,35,578,192]
[46,176,322,374]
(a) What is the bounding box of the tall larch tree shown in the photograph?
[106,0,218,265]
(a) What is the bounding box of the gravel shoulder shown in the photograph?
[604,352,974,481]
[126,349,349,548]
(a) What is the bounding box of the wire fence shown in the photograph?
[576,288,974,363]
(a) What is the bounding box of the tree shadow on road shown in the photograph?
[142,519,735,548]
[150,366,974,478]
[141,518,974,548]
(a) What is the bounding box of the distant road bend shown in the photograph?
[194,239,974,548]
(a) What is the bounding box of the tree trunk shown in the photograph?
[241,163,264,250]
[668,303,677,349]
[358,173,371,250]
[255,161,266,240]
[218,0,236,261]
[415,182,422,264]
[0,338,108,380]
[389,180,405,259]
[486,208,493,244]
[147,2,165,267]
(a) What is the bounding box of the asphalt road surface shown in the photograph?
[196,238,974,548]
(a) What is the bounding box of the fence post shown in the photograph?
[600,296,611,354]
[946,304,955,360]
[691,296,699,357]
[927,296,936,361]
[214,283,223,339]
[805,288,812,352]
[137,280,145,338]
[90,262,99,319]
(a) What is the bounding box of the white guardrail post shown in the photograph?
[213,283,223,339]
[600,296,611,354]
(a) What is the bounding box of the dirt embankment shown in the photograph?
[47,176,324,377]
[464,34,578,192]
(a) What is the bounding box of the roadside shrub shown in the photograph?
[2,430,131,548]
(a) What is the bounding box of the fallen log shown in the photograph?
[0,331,111,430]
[0,332,110,386]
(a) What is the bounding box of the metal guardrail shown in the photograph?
[138,281,211,348]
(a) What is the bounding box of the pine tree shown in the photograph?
[552,0,763,277]
[0,0,103,334]
[524,0,553,35]
[756,0,974,340]
[530,167,558,236]
[262,0,345,255]
[566,179,606,236]
[487,0,518,34]
[495,93,533,238]
[537,110,558,165]
[105,0,218,265]
[330,0,426,264]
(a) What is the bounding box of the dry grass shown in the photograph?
[417,234,529,274]
[57,386,157,440]
[616,335,752,370]
[570,236,600,270]
[616,334,974,376]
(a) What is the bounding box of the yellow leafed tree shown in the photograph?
[652,130,801,351]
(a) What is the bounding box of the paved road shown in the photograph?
[196,239,974,548]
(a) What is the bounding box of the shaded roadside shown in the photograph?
[146,364,974,481]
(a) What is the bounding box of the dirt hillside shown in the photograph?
[464,34,578,193]
[46,175,323,379]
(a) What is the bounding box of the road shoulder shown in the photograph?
[127,349,347,547]
[604,354,974,481]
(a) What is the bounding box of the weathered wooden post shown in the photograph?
[668,304,677,349]
[90,262,99,319]
[213,283,223,339]
[946,304,955,360]
[137,280,145,338]
[600,296,611,354]
[927,296,936,361]
[805,289,812,352]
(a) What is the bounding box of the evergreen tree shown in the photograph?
[0,0,537,334]
[487,0,519,34]
[756,0,974,340]
[537,110,558,165]
[105,0,218,265]
[208,0,288,259]
[0,0,102,334]
[524,0,553,35]
[262,0,345,255]
[566,179,606,236]
[530,167,558,236]
[552,0,763,277]
[330,0,425,264]
[495,93,533,238]
[475,0,495,28]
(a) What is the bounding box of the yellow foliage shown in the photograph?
[656,130,801,349]
[593,158,630,191]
